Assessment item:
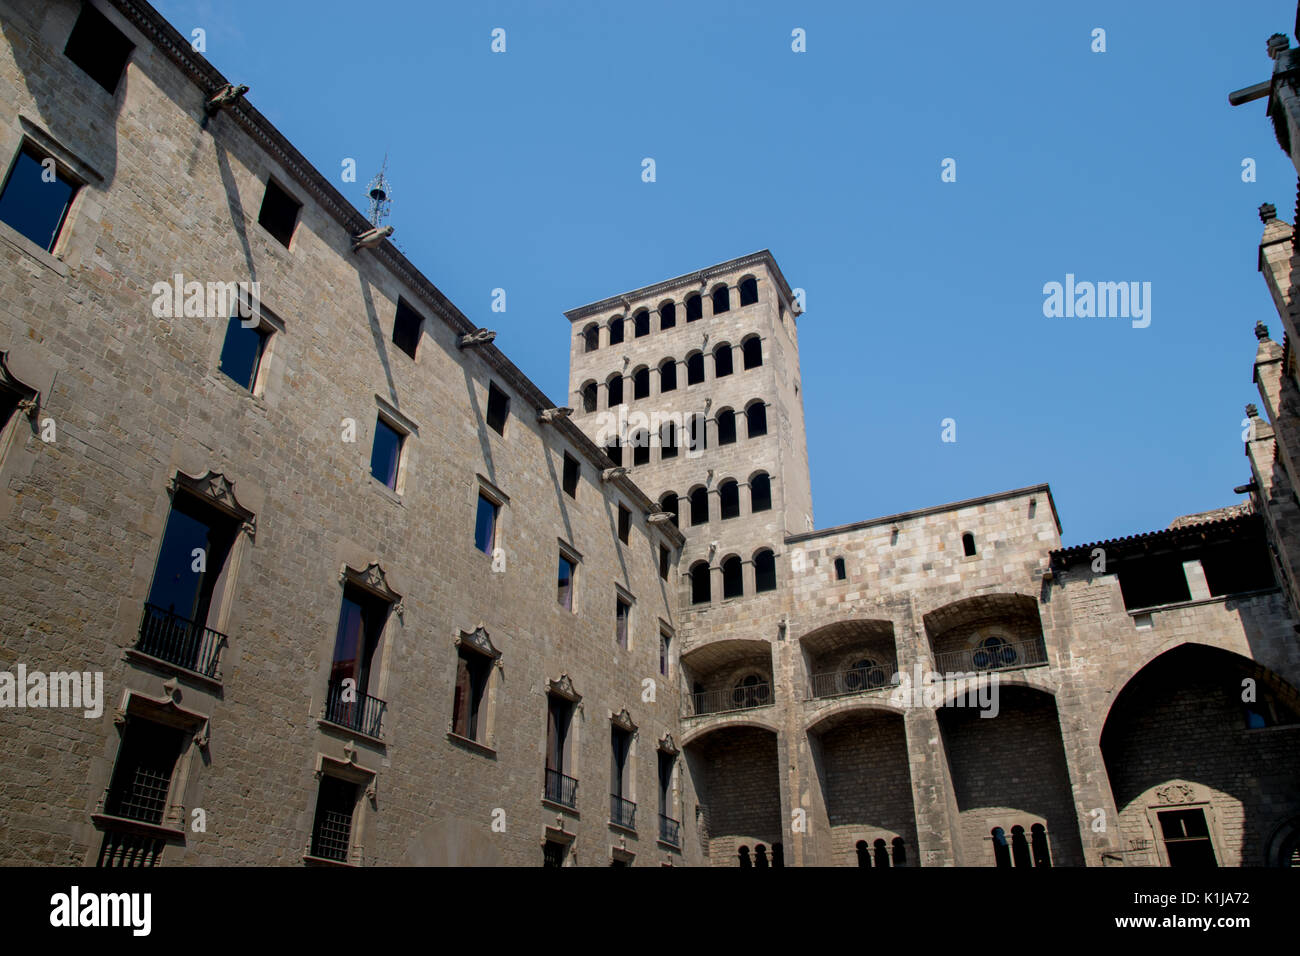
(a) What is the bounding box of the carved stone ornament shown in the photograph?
[341,562,403,611]
[547,674,581,702]
[0,351,38,415]
[610,707,636,733]
[657,733,679,756]
[1155,783,1196,804]
[456,625,502,660]
[171,470,256,539]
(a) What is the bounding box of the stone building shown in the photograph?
[0,0,1298,867]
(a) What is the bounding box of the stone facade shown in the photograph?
[0,0,1299,868]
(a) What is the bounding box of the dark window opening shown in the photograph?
[1117,555,1191,610]
[686,353,705,386]
[659,302,676,330]
[722,556,743,599]
[1030,824,1051,868]
[329,584,388,703]
[686,294,703,322]
[720,480,740,520]
[751,473,772,512]
[562,453,579,498]
[660,421,678,460]
[1201,539,1276,596]
[856,841,870,867]
[392,299,423,359]
[608,318,624,345]
[474,493,498,554]
[892,837,906,866]
[633,367,650,400]
[754,549,776,592]
[486,382,509,435]
[660,492,679,527]
[659,359,677,392]
[834,557,846,580]
[714,344,733,378]
[633,310,650,338]
[742,336,763,369]
[607,375,623,407]
[218,313,268,391]
[65,3,134,93]
[746,402,768,438]
[992,827,1011,868]
[370,416,403,489]
[687,414,706,453]
[582,382,598,413]
[739,277,758,306]
[632,431,650,466]
[690,562,711,604]
[618,504,631,543]
[311,775,357,863]
[689,488,708,526]
[557,553,576,610]
[1159,809,1217,867]
[712,285,730,315]
[717,409,737,446]
[1010,826,1032,868]
[144,492,238,646]
[873,839,890,868]
[257,179,300,248]
[611,725,632,807]
[105,716,183,824]
[605,438,621,467]
[659,545,670,582]
[962,532,977,557]
[452,645,492,740]
[543,840,568,867]
[583,324,600,352]
[0,145,78,252]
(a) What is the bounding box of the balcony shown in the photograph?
[808,662,900,700]
[933,637,1048,676]
[610,794,637,830]
[134,603,226,679]
[323,678,386,739]
[686,681,774,718]
[659,814,682,847]
[545,768,578,809]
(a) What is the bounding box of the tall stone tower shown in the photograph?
[565,251,811,615]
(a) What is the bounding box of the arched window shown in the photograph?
[659,358,677,392]
[891,837,906,866]
[687,413,707,453]
[581,382,597,414]
[754,548,776,592]
[583,323,600,352]
[1031,824,1051,868]
[606,374,623,408]
[1011,826,1032,868]
[632,366,650,400]
[750,472,772,512]
[720,480,740,519]
[631,428,650,466]
[772,843,784,868]
[834,556,846,580]
[722,555,743,598]
[713,343,733,378]
[633,309,650,338]
[689,487,709,525]
[605,437,621,467]
[742,335,763,369]
[686,352,705,386]
[962,532,976,556]
[754,844,769,868]
[712,284,730,315]
[608,316,624,345]
[738,845,751,867]
[660,492,679,526]
[746,401,767,438]
[659,301,676,330]
[716,408,737,445]
[686,293,703,322]
[690,561,711,604]
[991,827,1011,867]
[856,840,871,867]
[660,421,678,460]
[873,839,889,868]
[732,674,769,708]
[739,276,758,306]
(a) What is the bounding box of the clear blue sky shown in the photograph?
[154,0,1298,546]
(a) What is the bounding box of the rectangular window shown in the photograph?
[257,179,300,248]
[543,839,568,867]
[392,299,423,359]
[616,596,630,649]
[618,504,631,544]
[105,716,184,824]
[562,453,579,498]
[610,725,634,828]
[0,144,79,252]
[545,695,577,808]
[659,629,671,676]
[474,493,498,555]
[451,646,492,741]
[659,544,670,581]
[218,313,269,391]
[557,553,576,610]
[65,3,134,93]
[486,382,509,435]
[1117,556,1191,610]
[370,416,404,490]
[1158,808,1217,867]
[310,775,358,863]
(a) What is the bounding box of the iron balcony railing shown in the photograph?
[135,603,226,678]
[545,768,578,809]
[323,678,386,738]
[934,637,1049,676]
[686,681,773,717]
[808,663,899,700]
[610,794,637,830]
[659,814,682,847]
